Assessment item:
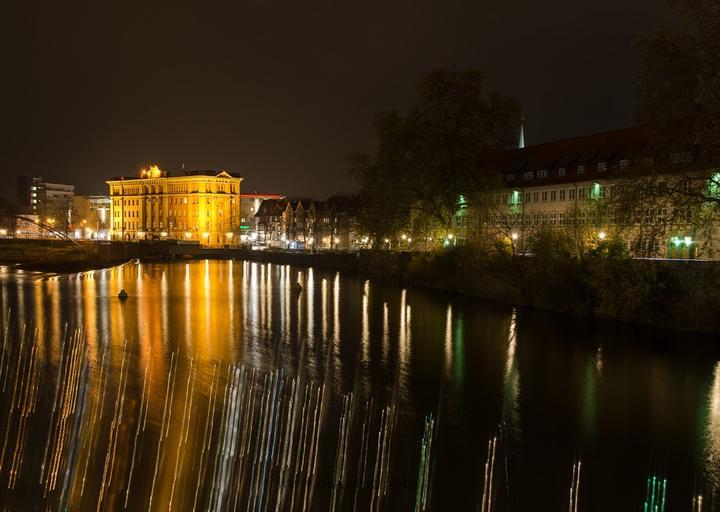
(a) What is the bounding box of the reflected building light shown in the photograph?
[266,263,272,330]
[505,309,517,379]
[382,302,389,365]
[161,270,169,346]
[332,272,342,394]
[445,304,453,379]
[284,266,291,339]
[279,264,286,334]
[405,303,412,350]
[307,268,314,340]
[399,289,406,346]
[261,264,267,328]
[361,280,370,365]
[502,308,521,436]
[228,260,234,322]
[321,278,328,343]
[333,272,340,343]
[185,263,191,340]
[397,289,410,404]
[250,263,259,331]
[452,312,465,394]
[242,261,249,330]
[706,361,720,489]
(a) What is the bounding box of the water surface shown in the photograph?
[0,260,717,510]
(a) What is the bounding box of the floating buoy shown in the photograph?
[118,289,128,300]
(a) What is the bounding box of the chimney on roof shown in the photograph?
[519,117,526,149]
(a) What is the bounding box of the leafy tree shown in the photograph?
[621,1,720,257]
[635,0,720,150]
[635,0,720,206]
[352,68,520,246]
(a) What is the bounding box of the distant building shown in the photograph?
[16,176,74,231]
[481,124,720,259]
[72,195,111,239]
[106,165,243,247]
[255,198,288,246]
[240,192,283,244]
[254,195,360,250]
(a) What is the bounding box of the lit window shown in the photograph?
[577,165,586,175]
[538,170,548,178]
[558,168,567,176]
[619,159,631,169]
[523,171,534,180]
[597,162,607,172]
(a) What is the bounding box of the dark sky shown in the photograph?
[1,0,670,200]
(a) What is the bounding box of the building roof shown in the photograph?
[491,123,710,188]
[254,198,288,217]
[107,169,242,181]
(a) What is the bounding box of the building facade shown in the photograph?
[72,195,111,239]
[254,195,360,250]
[474,125,720,259]
[17,176,75,231]
[107,166,243,247]
[240,192,283,243]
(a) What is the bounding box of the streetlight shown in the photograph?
[598,231,607,240]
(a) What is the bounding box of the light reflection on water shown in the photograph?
[0,260,718,509]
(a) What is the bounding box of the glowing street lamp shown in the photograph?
[511,232,518,241]
[598,231,607,240]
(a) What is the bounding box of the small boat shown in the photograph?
[118,289,129,300]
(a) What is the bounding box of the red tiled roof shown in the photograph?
[489,123,706,188]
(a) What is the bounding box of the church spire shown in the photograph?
[518,117,526,149]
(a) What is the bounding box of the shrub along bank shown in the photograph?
[360,246,720,334]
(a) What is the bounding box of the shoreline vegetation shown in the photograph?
[1,239,718,334]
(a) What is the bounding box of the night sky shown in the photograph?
[1,0,669,201]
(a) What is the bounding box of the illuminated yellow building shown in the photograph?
[107,165,243,246]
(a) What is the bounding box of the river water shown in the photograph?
[0,260,718,510]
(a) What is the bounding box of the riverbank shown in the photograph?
[0,239,134,273]
[226,247,720,334]
[359,248,720,335]
[2,238,717,333]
